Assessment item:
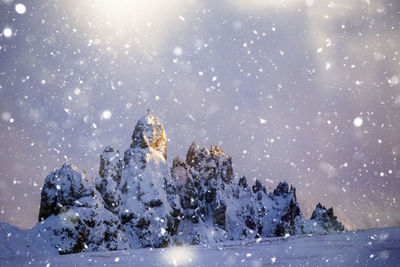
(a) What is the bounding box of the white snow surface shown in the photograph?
[1,225,399,266]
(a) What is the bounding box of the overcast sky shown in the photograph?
[0,0,399,229]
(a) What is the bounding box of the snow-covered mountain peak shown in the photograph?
[308,203,345,232]
[185,141,233,183]
[130,114,167,160]
[32,115,345,254]
[186,140,203,166]
[38,163,129,254]
[94,114,182,248]
[272,181,296,198]
[38,163,93,222]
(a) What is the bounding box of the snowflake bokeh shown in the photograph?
[0,0,399,229]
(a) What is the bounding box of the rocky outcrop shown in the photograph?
[305,203,345,234]
[186,141,233,183]
[95,146,122,213]
[38,164,93,222]
[38,164,129,254]
[97,114,181,248]
[173,143,245,244]
[267,182,304,237]
[172,143,306,245]
[38,114,345,253]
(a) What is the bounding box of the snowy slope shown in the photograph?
[1,226,399,266]
[0,222,57,259]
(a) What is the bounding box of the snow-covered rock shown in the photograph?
[124,114,168,165]
[263,181,304,237]
[95,146,122,213]
[38,164,93,222]
[97,115,181,248]
[38,164,129,254]
[34,114,344,253]
[186,141,233,183]
[172,142,306,245]
[173,143,248,244]
[304,203,345,234]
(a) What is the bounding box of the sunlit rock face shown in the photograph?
[125,114,167,165]
[38,164,129,254]
[97,115,181,248]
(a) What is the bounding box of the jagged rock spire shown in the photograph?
[38,163,129,254]
[185,141,233,183]
[309,203,345,232]
[38,163,93,221]
[117,114,181,248]
[96,146,122,213]
[186,141,199,167]
[130,114,167,160]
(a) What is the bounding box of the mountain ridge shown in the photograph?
[29,114,344,254]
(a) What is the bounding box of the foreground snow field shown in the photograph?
[1,226,399,266]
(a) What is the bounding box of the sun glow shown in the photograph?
[65,0,195,50]
[229,0,304,10]
[163,246,195,266]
